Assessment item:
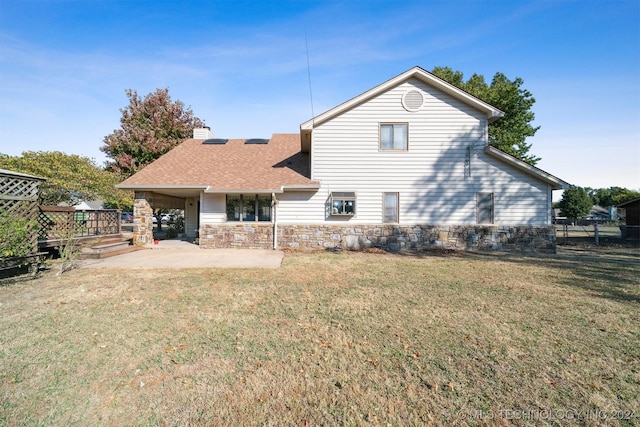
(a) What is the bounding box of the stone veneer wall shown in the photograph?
[132,195,154,245]
[200,223,274,249]
[199,223,557,253]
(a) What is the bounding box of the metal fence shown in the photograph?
[555,224,640,246]
[555,224,621,239]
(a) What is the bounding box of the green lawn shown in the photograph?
[1,249,638,426]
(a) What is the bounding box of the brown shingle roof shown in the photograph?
[118,134,318,193]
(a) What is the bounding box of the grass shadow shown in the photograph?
[464,248,640,304]
[557,235,640,249]
[0,265,43,285]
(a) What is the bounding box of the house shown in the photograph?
[118,66,568,252]
[73,200,104,211]
[619,197,640,239]
[58,199,105,210]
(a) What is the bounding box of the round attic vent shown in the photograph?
[402,90,423,112]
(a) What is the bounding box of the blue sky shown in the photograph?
[1,0,638,192]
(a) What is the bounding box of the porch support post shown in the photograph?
[272,192,278,250]
[133,191,154,245]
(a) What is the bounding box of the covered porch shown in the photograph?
[132,189,287,249]
[132,189,202,245]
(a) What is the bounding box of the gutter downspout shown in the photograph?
[272,192,278,250]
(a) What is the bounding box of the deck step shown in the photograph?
[81,245,145,259]
[88,241,130,251]
[80,237,142,259]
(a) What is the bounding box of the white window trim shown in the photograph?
[383,192,399,223]
[330,192,356,216]
[226,194,272,222]
[379,123,408,151]
[477,192,494,224]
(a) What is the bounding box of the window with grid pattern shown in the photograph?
[226,195,272,222]
[383,193,399,223]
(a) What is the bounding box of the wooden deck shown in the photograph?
[37,206,122,249]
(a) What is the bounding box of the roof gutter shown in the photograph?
[488,110,504,123]
[484,146,570,190]
[204,188,283,194]
[203,184,320,194]
[116,184,210,191]
[281,183,321,192]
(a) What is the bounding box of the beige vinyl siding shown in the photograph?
[473,153,551,225]
[200,193,226,224]
[184,197,199,238]
[309,78,551,226]
[277,191,327,223]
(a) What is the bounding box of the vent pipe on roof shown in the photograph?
[193,127,216,139]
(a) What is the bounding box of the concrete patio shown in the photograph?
[79,240,284,269]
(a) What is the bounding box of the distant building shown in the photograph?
[619,198,640,239]
[73,200,104,210]
[59,200,105,210]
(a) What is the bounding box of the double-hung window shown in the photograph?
[477,193,494,224]
[383,193,399,223]
[226,195,272,222]
[380,123,408,150]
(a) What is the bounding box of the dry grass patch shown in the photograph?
[1,249,639,426]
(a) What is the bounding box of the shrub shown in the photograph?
[165,227,178,239]
[55,229,81,276]
[173,216,185,233]
[0,212,37,262]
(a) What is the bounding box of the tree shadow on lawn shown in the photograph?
[558,235,640,249]
[462,247,640,305]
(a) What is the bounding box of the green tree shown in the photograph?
[101,88,204,177]
[588,187,640,207]
[0,151,132,208]
[558,186,592,224]
[431,67,541,165]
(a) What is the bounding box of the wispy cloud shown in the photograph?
[0,1,637,187]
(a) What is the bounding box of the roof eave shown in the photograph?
[618,197,640,208]
[116,184,209,191]
[484,146,570,190]
[204,183,321,194]
[488,110,505,123]
[204,188,283,194]
[281,183,321,192]
[300,66,504,130]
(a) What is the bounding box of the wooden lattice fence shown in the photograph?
[37,207,121,244]
[37,206,75,241]
[0,169,45,258]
